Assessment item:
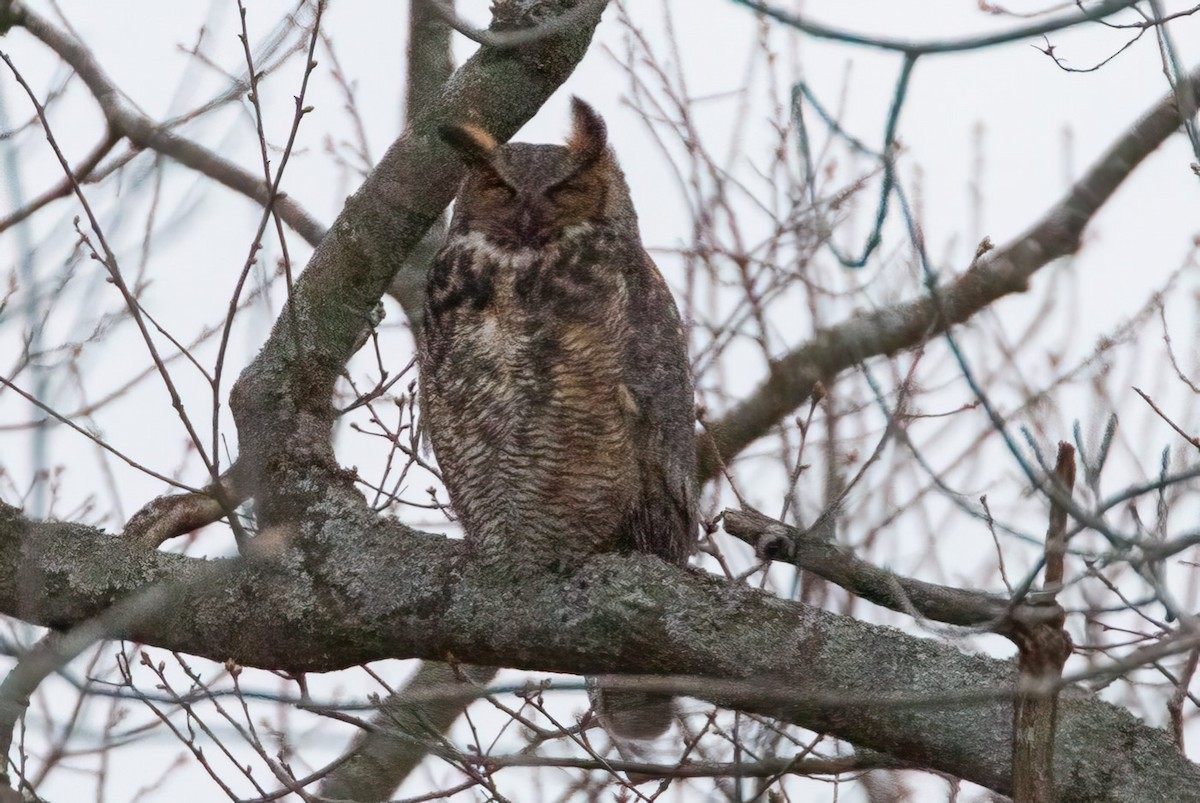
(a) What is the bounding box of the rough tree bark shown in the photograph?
[2,507,1198,801]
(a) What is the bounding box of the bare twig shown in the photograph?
[731,0,1142,54]
[0,586,172,798]
[0,47,257,548]
[0,128,118,235]
[2,52,215,473]
[0,372,196,491]
[456,750,902,779]
[1133,386,1200,451]
[699,64,1200,479]
[209,0,325,529]
[7,0,327,246]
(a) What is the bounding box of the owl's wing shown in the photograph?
[618,248,698,565]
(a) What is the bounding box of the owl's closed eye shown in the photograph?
[437,101,612,248]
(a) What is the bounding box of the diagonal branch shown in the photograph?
[698,64,1200,481]
[0,128,118,235]
[722,507,1012,627]
[116,0,607,539]
[228,0,607,524]
[3,0,328,246]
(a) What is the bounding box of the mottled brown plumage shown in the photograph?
[418,98,697,737]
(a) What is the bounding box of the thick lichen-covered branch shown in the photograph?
[0,503,1194,800]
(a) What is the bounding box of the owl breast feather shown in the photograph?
[420,233,650,571]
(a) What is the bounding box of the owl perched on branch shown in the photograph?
[418,98,697,738]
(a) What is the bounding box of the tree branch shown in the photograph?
[425,0,609,49]
[0,128,118,235]
[4,0,328,246]
[0,502,1193,799]
[722,507,1014,627]
[730,0,1142,55]
[387,0,456,325]
[698,64,1200,480]
[228,0,606,525]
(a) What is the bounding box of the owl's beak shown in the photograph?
[514,204,546,246]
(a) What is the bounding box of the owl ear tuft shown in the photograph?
[439,123,499,166]
[567,97,607,166]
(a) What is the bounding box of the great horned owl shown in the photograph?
[418,98,697,738]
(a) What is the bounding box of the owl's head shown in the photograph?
[440,97,635,249]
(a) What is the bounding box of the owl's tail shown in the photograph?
[588,684,675,739]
